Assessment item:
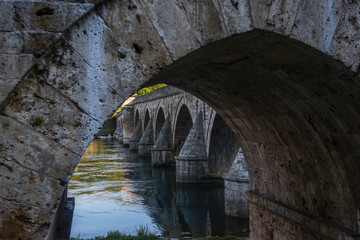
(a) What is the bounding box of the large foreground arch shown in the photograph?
[1,1,360,239]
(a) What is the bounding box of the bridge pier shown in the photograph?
[120,105,134,147]
[138,118,154,157]
[224,149,249,218]
[176,112,208,183]
[113,117,123,143]
[129,120,142,151]
[151,116,174,167]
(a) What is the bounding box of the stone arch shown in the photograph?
[1,1,360,239]
[155,107,165,141]
[208,114,240,176]
[135,109,140,128]
[173,104,193,157]
[144,109,150,131]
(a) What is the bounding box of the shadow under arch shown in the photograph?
[144,109,150,131]
[147,30,360,238]
[155,107,165,141]
[173,104,193,157]
[135,109,140,128]
[208,114,240,176]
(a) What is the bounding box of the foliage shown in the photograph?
[71,227,160,240]
[135,225,151,236]
[194,237,247,240]
[33,116,44,126]
[71,232,248,240]
[136,84,165,96]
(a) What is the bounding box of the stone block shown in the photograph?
[2,70,102,155]
[289,0,347,53]
[151,149,173,167]
[46,40,123,122]
[0,54,35,79]
[0,1,93,32]
[330,3,360,71]
[138,144,153,157]
[216,0,252,35]
[134,0,201,60]
[0,31,60,56]
[0,199,55,240]
[0,115,79,181]
[176,158,207,182]
[224,179,249,218]
[65,11,145,99]
[0,78,21,103]
[97,0,173,76]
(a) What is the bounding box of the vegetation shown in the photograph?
[136,84,165,96]
[112,84,165,118]
[33,116,44,126]
[70,230,248,240]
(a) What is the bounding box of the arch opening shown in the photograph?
[155,107,165,141]
[135,110,140,128]
[174,105,193,157]
[144,109,150,131]
[208,114,240,176]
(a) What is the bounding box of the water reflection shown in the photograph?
[69,139,249,238]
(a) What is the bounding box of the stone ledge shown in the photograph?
[245,191,360,239]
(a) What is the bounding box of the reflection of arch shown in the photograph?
[174,105,193,157]
[155,107,165,141]
[208,114,240,175]
[144,109,150,131]
[135,110,140,128]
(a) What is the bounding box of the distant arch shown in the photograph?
[135,110,140,128]
[208,114,240,175]
[174,105,193,157]
[155,107,165,141]
[144,109,150,131]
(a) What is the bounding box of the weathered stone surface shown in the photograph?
[330,3,360,71]
[129,120,142,151]
[138,118,154,157]
[120,105,135,146]
[289,1,347,53]
[0,31,61,56]
[176,112,208,183]
[138,0,202,60]
[0,1,94,32]
[46,41,123,122]
[215,0,253,35]
[65,11,145,100]
[151,115,173,167]
[0,54,35,79]
[0,199,55,240]
[2,70,102,155]
[0,78,21,103]
[0,115,79,181]
[97,0,173,76]
[224,149,249,218]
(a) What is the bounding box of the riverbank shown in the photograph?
[71,230,248,240]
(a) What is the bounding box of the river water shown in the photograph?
[69,139,249,239]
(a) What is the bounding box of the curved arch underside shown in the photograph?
[174,105,193,157]
[155,107,165,141]
[154,30,360,237]
[208,114,240,175]
[0,0,360,239]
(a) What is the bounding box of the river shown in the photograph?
[68,139,249,239]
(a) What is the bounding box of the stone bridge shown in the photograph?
[114,86,249,217]
[1,1,360,239]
